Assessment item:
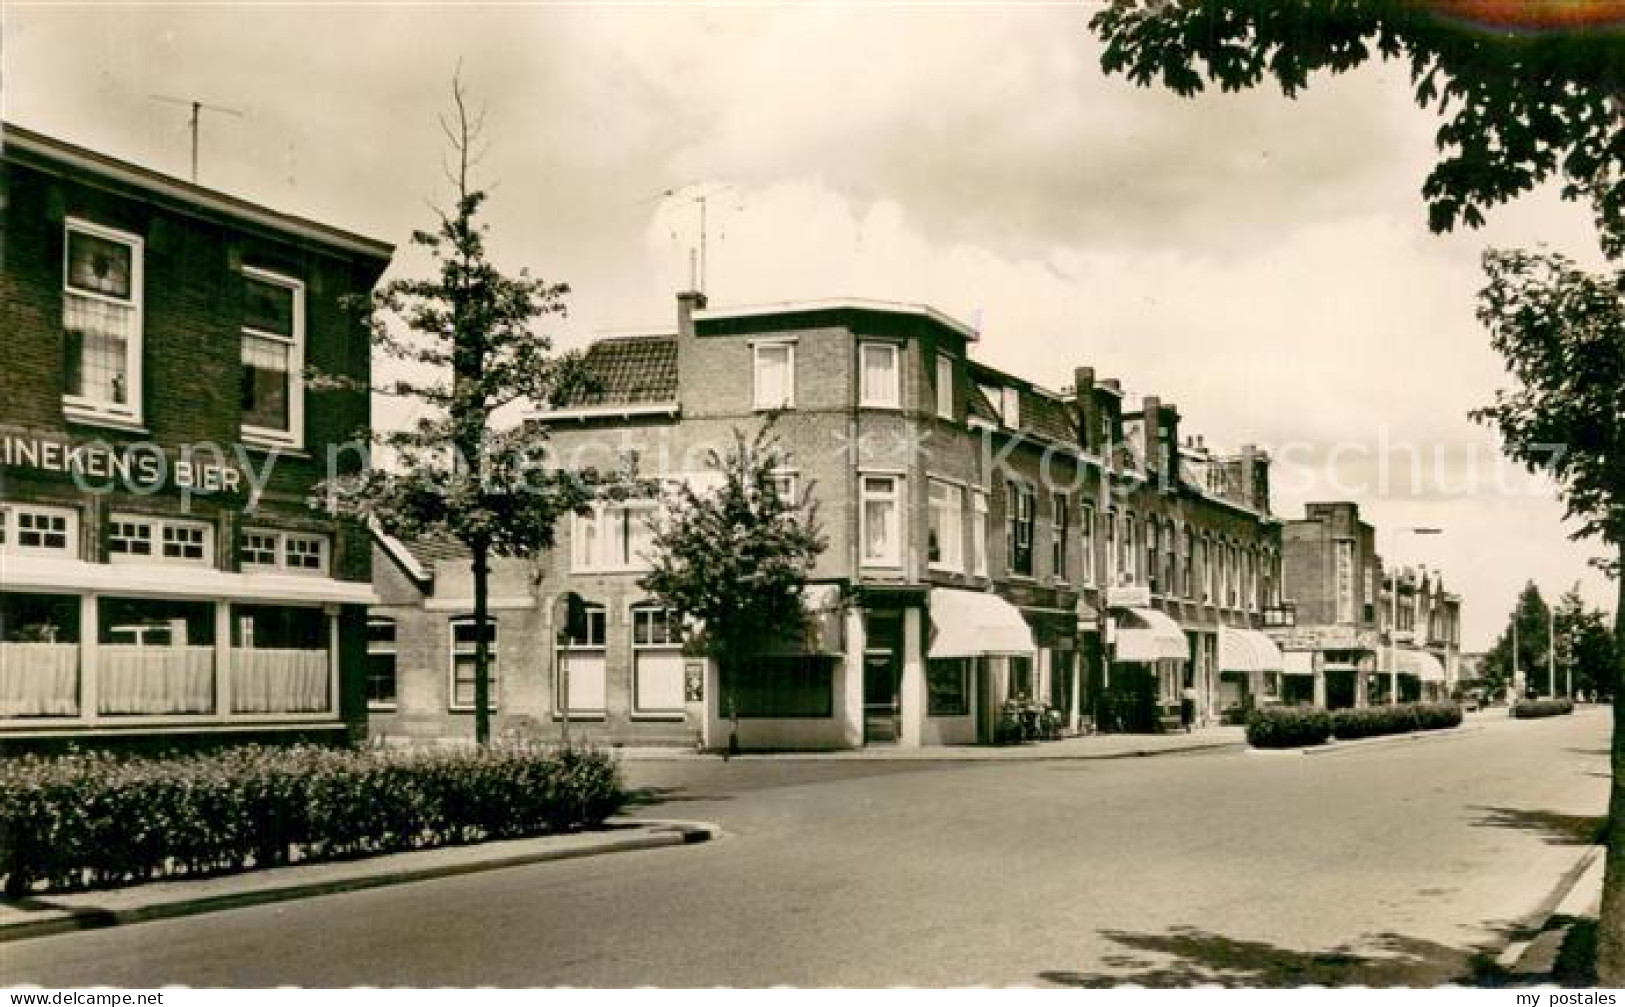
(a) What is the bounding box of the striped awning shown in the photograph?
[1219,628,1286,673]
[1114,607,1189,663]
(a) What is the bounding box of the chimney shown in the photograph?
[1073,366,1096,454]
[1159,402,1181,486]
[1240,443,1272,514]
[676,290,708,341]
[1140,396,1161,477]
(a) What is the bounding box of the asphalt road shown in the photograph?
[4,708,1610,987]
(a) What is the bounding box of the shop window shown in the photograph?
[240,268,305,447]
[231,604,330,714]
[556,603,607,716]
[100,596,216,715]
[62,219,143,426]
[719,654,834,718]
[0,592,81,717]
[1008,654,1034,699]
[449,617,498,712]
[631,606,684,715]
[367,618,397,710]
[926,658,970,717]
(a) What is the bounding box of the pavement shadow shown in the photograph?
[622,785,733,809]
[1468,806,1606,846]
[1038,925,1509,987]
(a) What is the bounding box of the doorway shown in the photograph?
[863,611,903,745]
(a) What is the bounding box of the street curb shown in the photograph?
[623,739,1246,763]
[1494,845,1605,975]
[0,818,720,945]
[1244,724,1485,757]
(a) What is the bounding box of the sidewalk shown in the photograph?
[615,725,1247,762]
[1498,845,1607,984]
[0,817,719,944]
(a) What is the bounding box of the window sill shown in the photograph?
[630,712,687,722]
[368,703,398,713]
[61,405,147,435]
[753,405,796,413]
[552,712,607,722]
[241,436,309,458]
[927,563,966,575]
[449,707,501,714]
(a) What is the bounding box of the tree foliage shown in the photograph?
[638,426,828,746]
[1089,0,1625,256]
[317,78,611,744]
[1481,580,1551,693]
[1557,584,1618,700]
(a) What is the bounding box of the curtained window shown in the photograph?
[240,269,304,445]
[0,592,81,718]
[230,604,330,714]
[63,221,142,422]
[100,597,216,715]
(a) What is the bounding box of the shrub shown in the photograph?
[1246,706,1332,748]
[0,743,623,897]
[1513,697,1575,719]
[1331,701,1462,740]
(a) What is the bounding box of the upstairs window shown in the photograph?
[240,528,329,575]
[1006,481,1035,578]
[572,502,657,572]
[752,341,795,410]
[859,343,901,409]
[241,268,305,447]
[860,475,902,568]
[970,490,989,578]
[1000,387,1021,429]
[109,514,213,566]
[1079,503,1097,586]
[1051,492,1069,582]
[935,353,954,419]
[927,479,963,572]
[1,505,79,558]
[62,220,143,426]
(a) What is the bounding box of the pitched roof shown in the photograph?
[966,362,1077,444]
[555,334,679,409]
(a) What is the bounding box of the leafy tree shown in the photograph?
[317,78,607,745]
[1090,2,1625,980]
[1482,580,1552,696]
[638,426,827,754]
[1557,585,1617,700]
[1088,0,1625,255]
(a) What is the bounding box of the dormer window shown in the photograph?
[1000,387,1020,428]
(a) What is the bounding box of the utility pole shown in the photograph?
[1547,603,1557,699]
[149,95,243,183]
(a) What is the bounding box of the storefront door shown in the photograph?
[863,650,900,744]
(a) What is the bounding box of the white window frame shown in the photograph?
[1080,503,1097,587]
[239,266,306,449]
[449,616,499,712]
[935,353,954,420]
[1000,387,1021,429]
[927,478,964,573]
[769,469,799,505]
[555,603,608,717]
[630,606,685,717]
[61,218,144,428]
[571,501,658,573]
[970,489,989,579]
[859,342,901,410]
[239,527,330,576]
[859,473,903,568]
[1051,492,1069,584]
[366,617,398,711]
[752,340,796,411]
[0,504,80,558]
[108,513,214,567]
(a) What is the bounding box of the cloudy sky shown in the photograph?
[4,3,1614,648]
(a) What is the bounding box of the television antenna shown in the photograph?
[643,182,737,295]
[149,94,243,183]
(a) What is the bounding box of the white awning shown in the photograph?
[1114,607,1188,663]
[927,589,1037,659]
[1392,648,1446,683]
[1219,627,1286,673]
[2,554,378,606]
[1283,650,1315,677]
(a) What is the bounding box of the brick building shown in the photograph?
[0,123,391,750]
[375,292,1283,749]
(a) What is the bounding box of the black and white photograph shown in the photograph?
[1,0,1622,993]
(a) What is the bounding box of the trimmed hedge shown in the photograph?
[1513,698,1575,719]
[1331,701,1463,740]
[1246,706,1332,748]
[1248,702,1464,748]
[0,743,624,897]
